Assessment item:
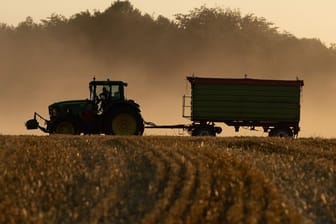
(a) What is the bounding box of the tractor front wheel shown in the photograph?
[54,121,77,135]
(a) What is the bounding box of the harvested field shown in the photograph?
[0,136,335,223]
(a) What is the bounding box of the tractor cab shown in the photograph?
[89,79,128,112]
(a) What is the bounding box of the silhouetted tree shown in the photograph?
[16,16,38,32]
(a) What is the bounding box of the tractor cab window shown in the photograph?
[90,82,124,104]
[95,84,122,101]
[111,85,121,99]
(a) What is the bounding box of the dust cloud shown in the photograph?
[0,39,334,138]
[0,3,335,137]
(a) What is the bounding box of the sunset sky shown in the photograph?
[0,0,335,46]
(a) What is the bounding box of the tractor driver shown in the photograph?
[98,87,109,112]
[99,87,109,101]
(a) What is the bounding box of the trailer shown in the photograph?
[147,76,304,137]
[175,76,304,137]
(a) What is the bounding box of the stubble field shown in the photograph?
[0,136,335,223]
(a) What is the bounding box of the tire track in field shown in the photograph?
[141,147,180,223]
[182,149,216,223]
[132,138,304,223]
[201,147,298,224]
[164,148,198,223]
[94,137,306,223]
[140,141,212,223]
[192,140,305,223]
[140,141,196,223]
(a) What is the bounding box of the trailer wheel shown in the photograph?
[54,121,76,135]
[192,126,216,136]
[107,108,144,135]
[269,128,293,137]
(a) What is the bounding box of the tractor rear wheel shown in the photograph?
[107,108,144,135]
[54,121,76,135]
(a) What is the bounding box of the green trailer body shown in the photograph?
[185,76,304,136]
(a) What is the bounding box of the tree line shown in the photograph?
[0,1,335,79]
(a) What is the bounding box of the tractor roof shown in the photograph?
[89,80,128,86]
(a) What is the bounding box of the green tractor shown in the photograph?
[26,78,144,135]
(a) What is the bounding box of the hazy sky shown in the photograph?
[0,0,335,45]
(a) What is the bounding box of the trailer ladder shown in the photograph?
[182,95,191,118]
